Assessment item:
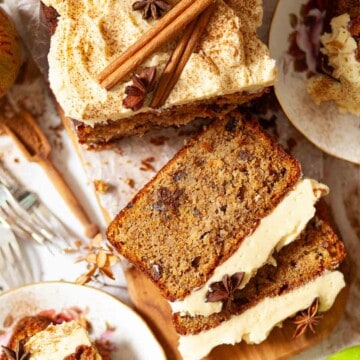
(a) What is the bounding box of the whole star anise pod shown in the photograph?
[292,297,323,338]
[123,67,157,111]
[132,0,171,20]
[1,340,30,360]
[206,272,245,312]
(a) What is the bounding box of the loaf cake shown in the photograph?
[306,0,360,115]
[0,317,107,360]
[175,215,346,359]
[41,0,276,146]
[107,111,328,318]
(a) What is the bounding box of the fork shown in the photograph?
[0,166,73,253]
[0,221,32,290]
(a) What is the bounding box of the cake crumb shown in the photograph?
[140,157,156,172]
[126,178,135,188]
[150,136,169,146]
[94,180,111,194]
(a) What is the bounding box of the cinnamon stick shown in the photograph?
[150,5,215,108]
[99,0,215,90]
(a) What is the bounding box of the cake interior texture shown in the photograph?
[107,111,301,302]
[41,0,277,145]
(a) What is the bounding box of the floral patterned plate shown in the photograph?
[0,282,166,360]
[269,0,360,164]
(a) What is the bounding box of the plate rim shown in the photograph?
[269,0,360,165]
[0,280,166,360]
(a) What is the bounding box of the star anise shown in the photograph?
[292,298,323,338]
[132,0,171,20]
[206,272,245,312]
[1,340,30,360]
[123,67,157,111]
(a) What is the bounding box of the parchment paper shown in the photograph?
[1,0,359,358]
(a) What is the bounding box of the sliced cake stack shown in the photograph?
[107,111,346,359]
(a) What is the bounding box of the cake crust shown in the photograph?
[107,111,301,301]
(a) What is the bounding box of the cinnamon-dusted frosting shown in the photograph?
[43,0,276,125]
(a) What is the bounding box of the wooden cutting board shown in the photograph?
[58,112,348,360]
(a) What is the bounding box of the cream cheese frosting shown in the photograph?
[178,270,345,360]
[170,179,328,317]
[25,321,101,360]
[307,13,360,116]
[43,0,276,125]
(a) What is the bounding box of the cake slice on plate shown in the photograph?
[41,0,276,146]
[107,111,328,318]
[0,318,104,360]
[307,0,360,115]
[174,215,346,359]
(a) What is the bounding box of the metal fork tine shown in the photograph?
[0,163,19,191]
[0,168,75,252]
[0,198,46,245]
[0,237,31,289]
[7,231,33,283]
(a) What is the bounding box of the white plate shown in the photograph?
[0,282,166,360]
[269,0,360,165]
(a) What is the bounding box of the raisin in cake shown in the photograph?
[107,111,328,318]
[41,0,276,146]
[174,215,346,359]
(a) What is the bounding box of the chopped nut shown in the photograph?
[94,180,111,194]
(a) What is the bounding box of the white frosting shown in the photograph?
[42,0,276,124]
[307,13,360,115]
[171,179,328,317]
[178,271,345,360]
[25,321,101,360]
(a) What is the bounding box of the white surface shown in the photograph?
[0,282,166,360]
[269,0,360,164]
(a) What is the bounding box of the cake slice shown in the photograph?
[25,321,102,360]
[306,0,360,115]
[41,0,276,146]
[175,215,346,360]
[107,111,327,317]
[0,318,105,360]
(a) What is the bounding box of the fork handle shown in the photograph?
[39,159,99,238]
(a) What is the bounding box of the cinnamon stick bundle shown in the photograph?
[98,0,215,90]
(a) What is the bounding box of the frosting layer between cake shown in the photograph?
[171,179,328,317]
[178,270,345,360]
